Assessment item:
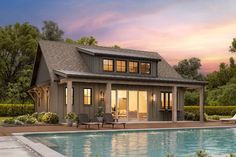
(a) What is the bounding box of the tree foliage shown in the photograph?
[66,36,97,46]
[207,57,236,90]
[112,45,120,48]
[206,57,236,105]
[173,57,205,80]
[41,20,64,41]
[230,38,236,53]
[0,23,40,103]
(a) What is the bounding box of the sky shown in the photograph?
[1,0,236,74]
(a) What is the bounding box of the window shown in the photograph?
[161,92,172,110]
[83,88,92,105]
[129,61,139,73]
[141,62,151,74]
[65,87,74,105]
[116,60,127,72]
[103,59,113,72]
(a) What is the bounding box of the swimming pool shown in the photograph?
[26,128,236,157]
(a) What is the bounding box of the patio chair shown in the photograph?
[220,114,236,123]
[102,113,126,129]
[77,114,100,129]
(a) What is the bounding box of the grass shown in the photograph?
[207,115,231,120]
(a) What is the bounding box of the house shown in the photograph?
[29,40,207,122]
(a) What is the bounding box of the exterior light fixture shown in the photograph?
[152,93,156,102]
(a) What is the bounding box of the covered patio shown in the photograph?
[57,70,206,123]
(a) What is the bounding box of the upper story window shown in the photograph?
[141,62,151,74]
[129,61,139,73]
[116,60,126,73]
[103,59,114,72]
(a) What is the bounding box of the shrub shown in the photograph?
[42,112,59,124]
[231,109,236,117]
[14,120,24,125]
[37,112,46,122]
[25,117,37,124]
[3,118,15,124]
[0,104,34,116]
[65,112,77,121]
[184,106,236,116]
[184,112,199,121]
[16,115,30,123]
[32,112,39,119]
[209,115,220,120]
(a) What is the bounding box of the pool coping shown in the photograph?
[13,125,236,157]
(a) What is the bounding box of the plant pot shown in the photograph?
[66,120,73,127]
[97,117,103,122]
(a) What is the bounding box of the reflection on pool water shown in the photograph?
[26,128,236,157]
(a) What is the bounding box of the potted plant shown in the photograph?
[65,112,77,127]
[96,106,104,122]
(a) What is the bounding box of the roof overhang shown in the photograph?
[54,70,208,86]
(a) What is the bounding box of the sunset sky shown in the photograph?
[1,0,236,74]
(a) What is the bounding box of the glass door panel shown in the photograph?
[128,91,138,121]
[138,91,147,120]
[117,90,127,120]
[111,90,117,118]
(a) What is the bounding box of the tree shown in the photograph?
[207,58,236,90]
[173,57,204,80]
[230,38,236,53]
[76,36,97,45]
[41,20,64,41]
[112,45,120,48]
[230,57,236,68]
[0,23,39,102]
[65,36,98,46]
[65,38,76,44]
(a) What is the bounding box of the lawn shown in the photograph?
[207,115,231,120]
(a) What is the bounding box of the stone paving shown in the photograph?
[0,136,37,157]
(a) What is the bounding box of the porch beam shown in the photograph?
[172,86,178,122]
[105,82,112,113]
[61,78,203,89]
[66,80,73,114]
[199,86,205,122]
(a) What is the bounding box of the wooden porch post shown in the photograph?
[172,86,178,122]
[199,86,205,122]
[105,82,112,113]
[66,80,73,114]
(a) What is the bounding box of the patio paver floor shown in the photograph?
[0,136,37,157]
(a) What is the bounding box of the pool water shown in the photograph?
[26,128,236,157]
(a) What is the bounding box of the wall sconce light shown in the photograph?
[152,93,156,102]
[100,91,104,102]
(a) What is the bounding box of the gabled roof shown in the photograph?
[31,40,186,86]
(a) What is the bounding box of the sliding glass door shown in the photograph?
[111,90,147,121]
[139,91,148,120]
[117,90,127,121]
[128,91,138,121]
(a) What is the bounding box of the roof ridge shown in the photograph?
[38,40,160,56]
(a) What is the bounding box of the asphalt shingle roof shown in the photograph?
[36,40,203,84]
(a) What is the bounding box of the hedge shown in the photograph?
[184,106,236,116]
[0,104,34,116]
